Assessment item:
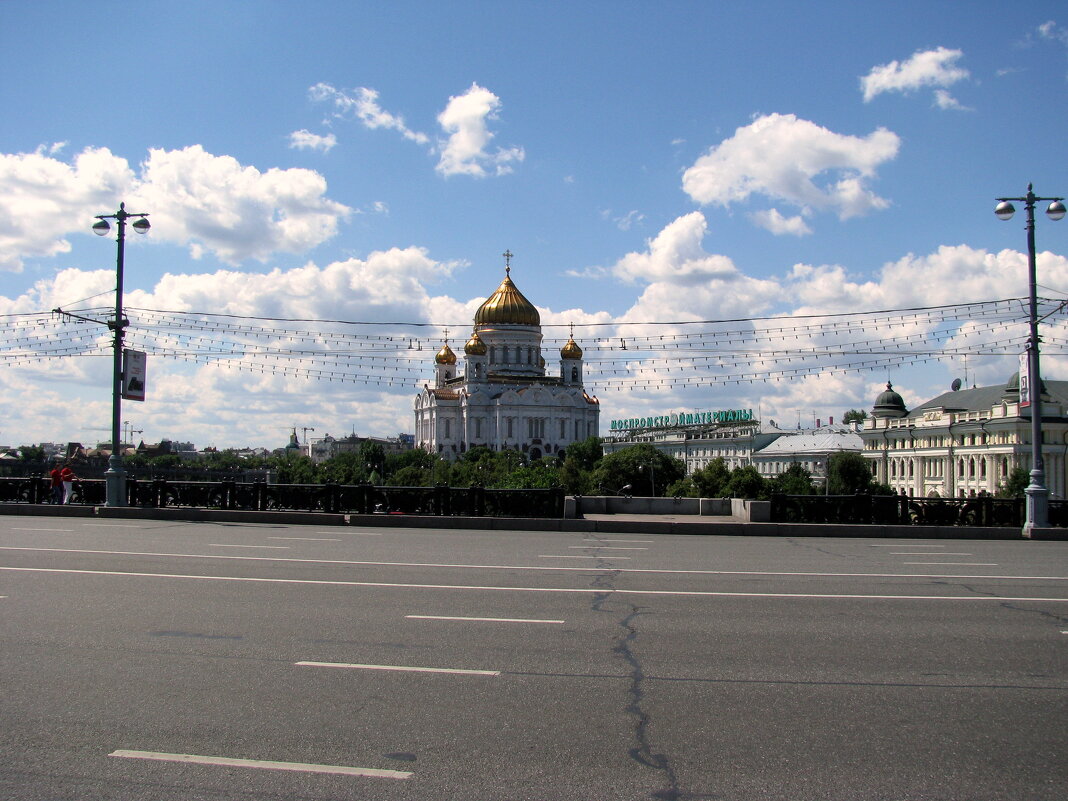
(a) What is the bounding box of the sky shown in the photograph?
[1,1,1067,451]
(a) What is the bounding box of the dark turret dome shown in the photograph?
[872,382,907,418]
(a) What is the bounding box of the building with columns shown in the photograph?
[413,256,600,460]
[860,374,1068,498]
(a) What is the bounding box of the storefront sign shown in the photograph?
[609,409,754,431]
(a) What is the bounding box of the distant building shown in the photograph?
[414,257,600,461]
[603,411,863,485]
[860,373,1068,498]
[752,428,863,488]
[309,433,413,464]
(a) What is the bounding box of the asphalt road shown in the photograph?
[1,516,1065,800]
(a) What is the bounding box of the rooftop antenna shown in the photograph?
[951,378,963,392]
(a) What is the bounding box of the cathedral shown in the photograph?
[414,254,600,461]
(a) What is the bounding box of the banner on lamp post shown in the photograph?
[1019,351,1030,409]
[122,349,147,402]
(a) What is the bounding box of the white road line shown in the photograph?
[11,528,74,532]
[296,660,500,676]
[1,546,1062,581]
[584,539,655,543]
[268,537,341,542]
[208,544,290,549]
[869,544,944,547]
[108,749,411,779]
[83,524,143,528]
[892,552,973,556]
[904,562,998,566]
[568,546,648,550]
[5,566,1067,602]
[539,555,632,559]
[406,615,564,624]
[342,532,382,536]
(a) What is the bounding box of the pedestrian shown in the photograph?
[49,463,63,504]
[59,462,77,504]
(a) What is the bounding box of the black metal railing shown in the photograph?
[769,493,1044,527]
[0,477,564,519]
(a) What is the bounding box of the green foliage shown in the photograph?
[769,461,815,496]
[589,443,685,497]
[320,451,370,485]
[724,465,768,500]
[270,451,318,484]
[18,445,45,462]
[826,451,878,495]
[563,437,603,472]
[996,467,1030,499]
[690,457,731,497]
[665,476,700,497]
[842,409,868,424]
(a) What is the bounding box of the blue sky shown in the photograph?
[1,1,1067,449]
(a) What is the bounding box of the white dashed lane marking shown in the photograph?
[108,750,411,779]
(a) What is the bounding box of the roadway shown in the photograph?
[0,515,1065,800]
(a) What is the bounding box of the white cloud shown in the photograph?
[860,46,970,103]
[309,83,430,145]
[288,129,338,152]
[0,145,351,270]
[610,212,781,322]
[749,208,812,236]
[933,89,971,111]
[682,114,899,224]
[436,83,525,177]
[1038,20,1068,45]
[135,146,351,264]
[0,146,136,272]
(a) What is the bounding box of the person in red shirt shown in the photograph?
[49,464,63,504]
[59,463,77,504]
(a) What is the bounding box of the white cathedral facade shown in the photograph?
[414,258,600,461]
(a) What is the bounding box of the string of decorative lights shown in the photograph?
[2,297,1064,390]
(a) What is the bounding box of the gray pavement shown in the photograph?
[1,515,1066,799]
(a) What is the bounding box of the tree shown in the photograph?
[842,409,868,424]
[18,445,45,463]
[270,451,318,484]
[996,467,1030,499]
[826,451,877,495]
[724,465,768,499]
[589,443,685,497]
[564,437,603,472]
[691,457,731,497]
[769,461,815,495]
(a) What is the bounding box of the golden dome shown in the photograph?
[561,336,583,359]
[474,270,540,326]
[464,331,487,355]
[435,342,457,365]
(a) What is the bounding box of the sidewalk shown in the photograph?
[3,502,1063,539]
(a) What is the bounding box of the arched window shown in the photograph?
[571,367,579,382]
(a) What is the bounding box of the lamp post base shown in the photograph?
[105,455,127,508]
[1022,475,1048,539]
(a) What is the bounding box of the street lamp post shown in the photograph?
[994,184,1065,537]
[639,463,656,497]
[92,203,150,507]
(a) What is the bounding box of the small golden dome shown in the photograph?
[435,342,457,365]
[464,332,487,355]
[474,270,540,326]
[561,336,583,359]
